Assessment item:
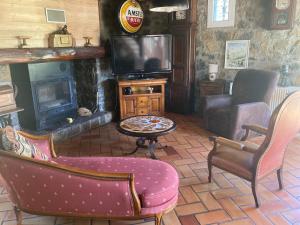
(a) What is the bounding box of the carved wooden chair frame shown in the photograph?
[207,92,300,207]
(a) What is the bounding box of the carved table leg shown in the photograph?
[124,137,146,156]
[148,139,157,159]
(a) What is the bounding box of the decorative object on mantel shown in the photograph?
[119,0,144,33]
[150,0,189,12]
[207,0,236,28]
[208,64,218,81]
[279,64,291,86]
[17,36,31,49]
[48,25,74,48]
[0,85,23,117]
[83,37,93,47]
[78,107,93,117]
[224,40,250,69]
[269,0,296,30]
[0,47,105,65]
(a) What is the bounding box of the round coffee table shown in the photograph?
[116,115,176,159]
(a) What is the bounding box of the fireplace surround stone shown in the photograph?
[0,57,115,141]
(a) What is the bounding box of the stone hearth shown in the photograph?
[52,111,113,142]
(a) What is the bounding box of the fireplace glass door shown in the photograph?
[35,79,72,112]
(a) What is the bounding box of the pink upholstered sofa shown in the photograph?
[0,131,179,225]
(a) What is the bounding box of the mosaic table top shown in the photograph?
[119,116,175,134]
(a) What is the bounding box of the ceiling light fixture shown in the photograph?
[150,0,189,13]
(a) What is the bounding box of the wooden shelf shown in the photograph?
[0,47,105,64]
[124,93,162,97]
[0,107,24,117]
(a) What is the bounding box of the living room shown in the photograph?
[0,0,299,224]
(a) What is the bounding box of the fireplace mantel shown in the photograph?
[0,47,105,64]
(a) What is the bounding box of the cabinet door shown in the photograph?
[167,0,196,114]
[169,30,190,113]
[123,97,136,118]
[149,96,162,115]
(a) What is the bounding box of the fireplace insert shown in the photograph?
[10,61,77,131]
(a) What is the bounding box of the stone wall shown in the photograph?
[194,0,300,111]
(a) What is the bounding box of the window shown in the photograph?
[207,0,236,28]
[213,0,229,21]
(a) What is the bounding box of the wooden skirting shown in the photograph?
[0,47,105,64]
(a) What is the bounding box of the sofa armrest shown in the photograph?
[203,95,232,113]
[17,131,57,158]
[230,102,271,140]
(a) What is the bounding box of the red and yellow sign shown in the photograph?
[119,0,144,33]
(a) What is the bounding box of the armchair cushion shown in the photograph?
[211,145,254,180]
[54,156,179,209]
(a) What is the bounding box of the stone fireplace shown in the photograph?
[0,47,115,141]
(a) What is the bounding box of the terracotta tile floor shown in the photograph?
[1,113,300,225]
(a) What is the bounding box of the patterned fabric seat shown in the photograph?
[0,130,179,225]
[54,156,179,210]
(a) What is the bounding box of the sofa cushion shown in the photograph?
[54,156,179,208]
[1,126,48,161]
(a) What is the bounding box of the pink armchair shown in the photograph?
[0,131,179,225]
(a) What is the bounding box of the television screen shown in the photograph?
[111,35,172,75]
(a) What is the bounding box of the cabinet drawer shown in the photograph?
[137,108,149,115]
[137,97,149,107]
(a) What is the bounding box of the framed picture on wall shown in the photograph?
[207,0,236,28]
[225,40,250,69]
[45,8,66,24]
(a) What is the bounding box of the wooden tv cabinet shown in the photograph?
[118,78,167,119]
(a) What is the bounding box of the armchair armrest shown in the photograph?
[241,124,268,141]
[203,94,232,113]
[242,124,268,135]
[209,136,244,150]
[230,102,271,140]
[209,136,258,154]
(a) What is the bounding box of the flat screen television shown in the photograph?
[111,35,172,76]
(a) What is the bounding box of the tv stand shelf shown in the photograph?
[118,78,167,119]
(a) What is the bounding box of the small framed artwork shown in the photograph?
[45,8,66,24]
[225,40,250,69]
[270,0,296,30]
[207,0,236,28]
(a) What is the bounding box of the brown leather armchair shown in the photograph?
[207,91,300,207]
[203,69,279,140]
